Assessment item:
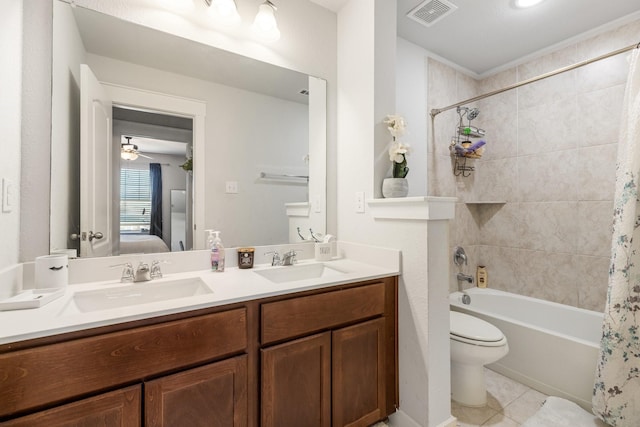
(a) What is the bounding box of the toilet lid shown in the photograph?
[450,311,505,343]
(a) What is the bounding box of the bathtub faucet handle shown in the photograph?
[453,246,468,266]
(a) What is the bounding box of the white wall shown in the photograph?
[396,37,428,197]
[337,1,452,426]
[0,0,23,272]
[19,0,52,263]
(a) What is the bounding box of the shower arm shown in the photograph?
[430,41,640,119]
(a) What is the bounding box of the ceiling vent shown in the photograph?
[407,0,458,28]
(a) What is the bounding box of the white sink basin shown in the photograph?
[70,277,212,313]
[253,263,346,284]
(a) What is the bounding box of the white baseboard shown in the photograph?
[435,416,458,427]
[388,410,422,427]
[388,410,457,427]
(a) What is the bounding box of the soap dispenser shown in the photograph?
[211,231,225,272]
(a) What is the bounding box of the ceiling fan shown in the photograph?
[121,136,153,161]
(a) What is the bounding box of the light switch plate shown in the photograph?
[225,181,238,194]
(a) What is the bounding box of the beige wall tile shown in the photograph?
[575,255,610,312]
[517,151,579,202]
[577,85,625,147]
[576,201,614,257]
[479,203,520,248]
[519,202,578,253]
[517,249,579,306]
[517,97,579,156]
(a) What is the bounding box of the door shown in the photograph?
[261,332,331,427]
[145,356,248,427]
[332,318,386,427]
[80,64,113,257]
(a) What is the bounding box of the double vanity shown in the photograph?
[0,243,400,427]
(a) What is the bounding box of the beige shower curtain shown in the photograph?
[592,47,640,427]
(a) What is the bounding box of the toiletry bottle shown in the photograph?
[477,266,488,288]
[211,231,225,272]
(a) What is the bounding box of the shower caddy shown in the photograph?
[450,106,485,177]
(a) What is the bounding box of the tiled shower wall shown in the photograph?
[428,18,640,312]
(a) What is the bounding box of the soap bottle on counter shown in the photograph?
[211,231,225,272]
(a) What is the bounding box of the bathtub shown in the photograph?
[450,288,604,409]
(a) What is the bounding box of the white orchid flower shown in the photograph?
[388,141,411,163]
[384,114,406,137]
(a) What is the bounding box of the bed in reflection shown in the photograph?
[120,234,170,254]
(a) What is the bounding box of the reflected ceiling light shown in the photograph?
[121,147,139,161]
[514,0,545,8]
[121,136,139,161]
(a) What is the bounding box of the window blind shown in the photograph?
[120,167,151,229]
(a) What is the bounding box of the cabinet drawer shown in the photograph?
[261,282,385,345]
[0,308,247,418]
[1,386,141,427]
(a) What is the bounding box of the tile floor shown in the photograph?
[451,368,548,427]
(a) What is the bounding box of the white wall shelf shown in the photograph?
[367,196,457,220]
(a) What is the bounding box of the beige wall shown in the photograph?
[429,18,640,312]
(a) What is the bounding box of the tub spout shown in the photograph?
[457,273,474,284]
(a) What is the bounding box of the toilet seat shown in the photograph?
[450,311,506,347]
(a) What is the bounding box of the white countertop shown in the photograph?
[0,257,398,345]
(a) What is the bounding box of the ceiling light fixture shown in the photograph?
[203,0,280,42]
[514,0,545,8]
[210,0,241,26]
[252,1,280,42]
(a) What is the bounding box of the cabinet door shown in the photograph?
[332,318,385,427]
[261,332,331,427]
[145,355,247,427]
[1,386,140,427]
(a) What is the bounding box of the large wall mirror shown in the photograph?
[50,0,327,258]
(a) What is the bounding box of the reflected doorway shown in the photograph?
[113,107,193,255]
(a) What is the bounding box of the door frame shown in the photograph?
[103,83,207,250]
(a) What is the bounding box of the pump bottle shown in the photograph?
[211,231,225,272]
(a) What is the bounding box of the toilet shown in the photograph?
[450,311,509,407]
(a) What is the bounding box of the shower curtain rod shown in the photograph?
[430,41,640,118]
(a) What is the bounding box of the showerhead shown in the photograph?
[467,108,480,121]
[456,106,480,121]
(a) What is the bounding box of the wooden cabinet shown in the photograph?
[332,318,385,427]
[0,308,247,419]
[146,355,248,427]
[260,278,397,427]
[0,276,397,427]
[261,333,331,427]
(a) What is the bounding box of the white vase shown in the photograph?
[382,178,408,198]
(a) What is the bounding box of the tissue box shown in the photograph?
[315,243,332,261]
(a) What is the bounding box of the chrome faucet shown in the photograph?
[265,251,282,266]
[282,250,298,266]
[150,260,163,279]
[265,250,299,266]
[134,262,151,282]
[112,262,135,283]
